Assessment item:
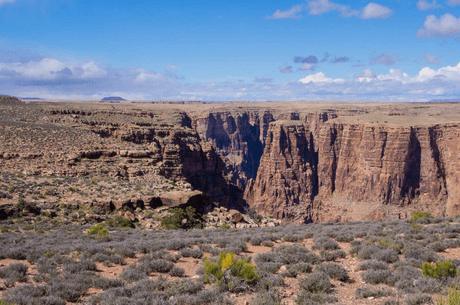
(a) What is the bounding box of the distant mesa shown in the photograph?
[100,96,126,103]
[20,97,43,101]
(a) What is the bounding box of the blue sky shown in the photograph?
[1,0,460,101]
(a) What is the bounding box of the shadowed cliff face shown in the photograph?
[191,111,460,222]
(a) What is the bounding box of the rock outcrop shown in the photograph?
[1,100,459,224]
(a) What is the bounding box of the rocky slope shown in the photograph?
[0,99,459,224]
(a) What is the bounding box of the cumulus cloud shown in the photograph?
[269,4,303,19]
[361,2,392,19]
[417,14,460,37]
[417,0,441,10]
[3,54,460,102]
[0,58,107,80]
[307,0,358,17]
[305,0,391,19]
[299,72,344,84]
[355,62,460,85]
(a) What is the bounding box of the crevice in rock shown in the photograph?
[400,128,421,200]
[428,126,448,194]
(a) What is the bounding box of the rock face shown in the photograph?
[0,100,459,223]
[245,120,460,222]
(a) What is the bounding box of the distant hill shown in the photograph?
[0,95,23,105]
[100,96,126,102]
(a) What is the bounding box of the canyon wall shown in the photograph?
[193,111,460,222]
[1,100,458,223]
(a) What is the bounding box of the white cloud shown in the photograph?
[0,58,107,80]
[307,0,358,17]
[0,0,15,6]
[306,0,392,19]
[417,0,440,10]
[417,14,460,37]
[361,2,392,19]
[416,62,460,82]
[299,72,344,84]
[269,5,303,19]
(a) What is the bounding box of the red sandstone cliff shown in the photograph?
[243,117,460,222]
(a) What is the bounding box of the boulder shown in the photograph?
[159,190,203,208]
[228,209,243,223]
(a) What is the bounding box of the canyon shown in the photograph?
[0,96,459,224]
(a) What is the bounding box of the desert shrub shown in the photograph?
[392,265,423,291]
[105,216,135,228]
[273,244,319,265]
[250,236,263,246]
[362,269,393,285]
[282,234,302,242]
[411,211,433,223]
[358,260,389,271]
[295,291,337,305]
[356,287,393,299]
[320,249,346,261]
[257,262,282,274]
[378,238,404,253]
[86,223,109,238]
[141,258,174,273]
[63,259,96,273]
[405,294,432,305]
[169,266,185,277]
[0,263,28,285]
[313,237,339,251]
[120,266,148,282]
[92,276,124,290]
[180,247,203,259]
[160,207,203,230]
[437,288,460,305]
[357,245,380,260]
[316,262,349,282]
[373,248,399,263]
[49,274,92,302]
[255,273,284,291]
[251,290,281,305]
[285,263,312,277]
[404,245,439,264]
[203,252,259,289]
[431,241,448,253]
[299,272,332,293]
[422,260,457,279]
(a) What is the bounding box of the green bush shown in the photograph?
[437,288,460,305]
[0,300,14,305]
[421,260,457,279]
[411,211,432,223]
[203,251,259,287]
[86,223,109,238]
[161,206,203,230]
